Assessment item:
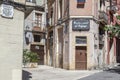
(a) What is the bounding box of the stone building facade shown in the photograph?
[24,0,47,65]
[98,0,120,67]
[0,0,25,80]
[46,0,100,70]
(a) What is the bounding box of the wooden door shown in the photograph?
[30,45,44,65]
[75,46,87,70]
[58,28,63,68]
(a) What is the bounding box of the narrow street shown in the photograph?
[22,65,100,80]
[79,65,120,80]
[22,65,120,80]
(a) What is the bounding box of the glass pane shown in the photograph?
[76,36,87,44]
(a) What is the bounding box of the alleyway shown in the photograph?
[22,65,100,80]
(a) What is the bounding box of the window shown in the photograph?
[76,36,87,44]
[59,0,62,18]
[26,0,32,2]
[26,0,36,3]
[77,0,86,3]
[49,31,53,46]
[34,35,41,42]
[35,13,42,27]
[77,0,86,8]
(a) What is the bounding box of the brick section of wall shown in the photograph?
[69,0,92,16]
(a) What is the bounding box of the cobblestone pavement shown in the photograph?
[22,65,100,80]
[79,66,120,80]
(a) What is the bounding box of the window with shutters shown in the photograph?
[35,13,42,27]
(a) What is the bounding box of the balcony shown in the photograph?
[32,27,45,45]
[32,26,45,33]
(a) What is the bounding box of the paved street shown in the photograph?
[79,71,120,80]
[79,65,120,80]
[22,65,100,80]
[22,65,120,80]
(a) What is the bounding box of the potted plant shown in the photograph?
[23,49,39,68]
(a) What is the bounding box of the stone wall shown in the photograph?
[0,8,24,80]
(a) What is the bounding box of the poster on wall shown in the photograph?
[1,4,14,18]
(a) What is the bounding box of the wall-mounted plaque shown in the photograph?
[1,4,14,18]
[72,18,90,31]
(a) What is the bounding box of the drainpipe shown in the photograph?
[107,0,112,65]
[109,0,112,23]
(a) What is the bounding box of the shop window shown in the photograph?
[76,36,87,44]
[34,35,41,42]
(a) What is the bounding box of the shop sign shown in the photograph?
[1,4,14,18]
[72,18,90,31]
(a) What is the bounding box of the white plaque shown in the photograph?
[1,4,14,18]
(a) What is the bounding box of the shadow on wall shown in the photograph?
[22,70,32,80]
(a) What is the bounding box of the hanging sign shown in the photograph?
[1,4,14,18]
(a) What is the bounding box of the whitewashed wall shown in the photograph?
[0,8,24,80]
